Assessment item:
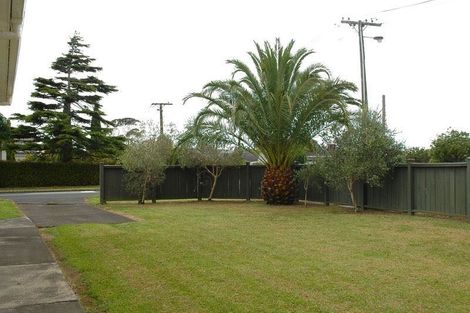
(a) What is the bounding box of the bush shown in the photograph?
[430,129,470,162]
[404,147,430,163]
[0,161,99,187]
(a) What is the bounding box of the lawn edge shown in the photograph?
[41,229,106,313]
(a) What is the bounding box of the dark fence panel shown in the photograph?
[300,176,325,203]
[200,166,246,199]
[249,165,265,199]
[101,161,470,218]
[367,166,408,211]
[157,167,198,199]
[102,165,135,201]
[412,165,466,216]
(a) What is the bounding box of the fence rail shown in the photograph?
[100,160,470,218]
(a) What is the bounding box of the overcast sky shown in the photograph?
[2,0,468,147]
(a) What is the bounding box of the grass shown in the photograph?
[46,200,470,313]
[0,198,22,219]
[0,185,99,193]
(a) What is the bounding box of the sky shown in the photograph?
[2,0,469,147]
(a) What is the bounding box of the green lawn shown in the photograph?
[46,201,470,313]
[0,198,22,219]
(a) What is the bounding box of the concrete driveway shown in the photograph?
[1,191,130,227]
[0,191,132,312]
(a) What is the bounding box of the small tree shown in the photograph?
[318,111,403,211]
[295,163,318,206]
[0,114,11,155]
[179,144,243,201]
[119,136,172,204]
[177,122,243,201]
[430,129,470,162]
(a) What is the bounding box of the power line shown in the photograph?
[379,0,440,13]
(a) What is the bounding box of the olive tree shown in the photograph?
[177,122,243,201]
[318,111,403,211]
[119,135,173,204]
[295,163,318,206]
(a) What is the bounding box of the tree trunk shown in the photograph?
[303,180,309,207]
[61,70,73,162]
[139,175,149,204]
[347,179,358,212]
[261,166,296,205]
[207,166,222,201]
[208,174,218,201]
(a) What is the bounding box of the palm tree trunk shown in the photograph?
[261,166,296,205]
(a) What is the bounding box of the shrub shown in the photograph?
[430,129,470,162]
[0,161,99,187]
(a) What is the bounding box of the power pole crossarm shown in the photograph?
[341,18,382,120]
[151,102,173,135]
[340,19,382,27]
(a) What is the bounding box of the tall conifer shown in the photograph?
[14,32,119,162]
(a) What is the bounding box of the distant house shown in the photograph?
[242,151,259,164]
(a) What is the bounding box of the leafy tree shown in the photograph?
[430,129,470,162]
[405,147,430,163]
[177,122,243,200]
[112,117,141,143]
[0,113,10,149]
[184,39,357,205]
[318,111,403,211]
[119,136,173,204]
[13,32,119,162]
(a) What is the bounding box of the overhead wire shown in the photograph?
[378,0,440,13]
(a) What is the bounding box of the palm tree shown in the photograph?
[185,39,358,204]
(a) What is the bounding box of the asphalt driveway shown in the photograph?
[0,191,130,227]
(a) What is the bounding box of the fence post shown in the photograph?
[99,163,106,204]
[323,182,330,206]
[407,160,414,215]
[196,167,202,201]
[466,158,470,219]
[245,162,251,201]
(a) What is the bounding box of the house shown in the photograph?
[0,0,25,160]
[0,0,25,106]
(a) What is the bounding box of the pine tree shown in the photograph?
[14,32,119,162]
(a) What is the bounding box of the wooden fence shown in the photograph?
[100,160,470,218]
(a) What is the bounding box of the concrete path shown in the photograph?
[0,191,132,312]
[0,217,82,312]
[1,191,130,227]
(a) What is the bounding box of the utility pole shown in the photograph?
[341,18,382,119]
[381,94,386,126]
[151,102,173,135]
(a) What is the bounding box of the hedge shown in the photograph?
[0,161,99,187]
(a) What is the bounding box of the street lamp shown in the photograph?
[366,36,384,43]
